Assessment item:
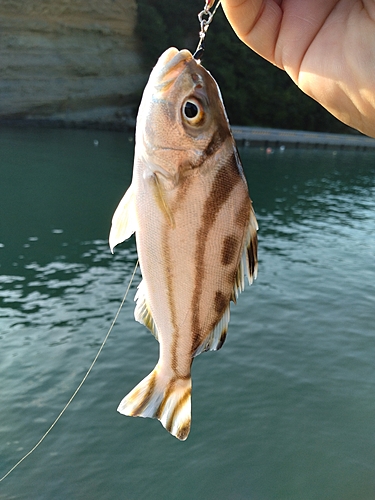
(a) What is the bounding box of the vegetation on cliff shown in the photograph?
[136,0,351,133]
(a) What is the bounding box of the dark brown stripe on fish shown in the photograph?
[190,125,230,170]
[156,379,172,420]
[176,421,191,441]
[161,176,195,377]
[248,234,258,279]
[131,370,157,416]
[173,173,194,209]
[216,328,228,351]
[214,290,227,315]
[203,124,229,157]
[155,375,190,420]
[161,229,179,374]
[191,150,243,353]
[236,195,251,228]
[167,134,237,370]
[201,151,242,228]
[165,388,191,433]
[221,235,240,266]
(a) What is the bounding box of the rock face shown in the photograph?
[0,0,147,127]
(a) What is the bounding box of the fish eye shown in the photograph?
[184,101,198,118]
[182,98,204,125]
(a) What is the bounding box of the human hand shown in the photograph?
[221,0,375,137]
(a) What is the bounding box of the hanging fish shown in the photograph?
[109,47,258,440]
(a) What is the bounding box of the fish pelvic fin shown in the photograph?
[117,366,192,441]
[109,184,136,253]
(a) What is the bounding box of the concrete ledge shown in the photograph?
[232,126,375,151]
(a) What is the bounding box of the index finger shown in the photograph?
[221,0,282,64]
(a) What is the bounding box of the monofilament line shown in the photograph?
[0,260,139,483]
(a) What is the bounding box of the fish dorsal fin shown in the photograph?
[109,185,136,253]
[134,280,159,340]
[193,306,231,357]
[232,208,258,302]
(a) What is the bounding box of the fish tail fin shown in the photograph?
[117,366,192,441]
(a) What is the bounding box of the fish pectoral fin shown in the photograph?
[134,280,159,340]
[117,366,192,441]
[232,208,258,302]
[109,185,137,253]
[193,306,231,357]
[149,173,175,228]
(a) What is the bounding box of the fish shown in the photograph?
[109,47,258,441]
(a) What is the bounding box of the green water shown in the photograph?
[0,127,374,499]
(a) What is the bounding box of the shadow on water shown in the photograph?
[0,128,374,499]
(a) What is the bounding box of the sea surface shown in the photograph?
[0,127,374,499]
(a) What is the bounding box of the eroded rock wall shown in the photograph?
[0,0,146,126]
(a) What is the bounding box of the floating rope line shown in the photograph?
[0,259,139,483]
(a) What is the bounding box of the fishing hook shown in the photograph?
[193,0,222,60]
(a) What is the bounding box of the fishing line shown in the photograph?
[0,259,139,483]
[194,0,222,60]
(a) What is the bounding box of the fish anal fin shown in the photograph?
[117,366,191,441]
[109,185,136,253]
[134,280,159,340]
[193,306,230,357]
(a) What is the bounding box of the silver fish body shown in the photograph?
[109,47,258,440]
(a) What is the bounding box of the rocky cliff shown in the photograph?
[0,0,146,128]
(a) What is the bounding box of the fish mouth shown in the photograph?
[153,47,194,91]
